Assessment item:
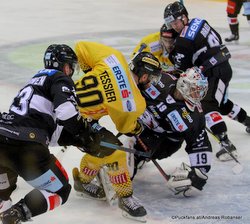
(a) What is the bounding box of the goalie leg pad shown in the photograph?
[167,163,208,197]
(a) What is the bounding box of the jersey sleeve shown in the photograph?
[170,37,194,71]
[130,32,161,59]
[50,73,83,136]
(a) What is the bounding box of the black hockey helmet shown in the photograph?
[130,52,161,84]
[44,44,78,75]
[164,1,188,26]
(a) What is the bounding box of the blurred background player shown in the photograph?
[164,1,250,161]
[131,24,178,73]
[225,0,250,42]
[0,44,93,223]
[71,41,157,222]
[130,55,211,197]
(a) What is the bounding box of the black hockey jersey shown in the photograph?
[0,69,82,146]
[140,73,211,153]
[169,18,230,72]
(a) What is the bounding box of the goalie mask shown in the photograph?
[176,67,208,109]
[44,44,79,77]
[129,52,162,89]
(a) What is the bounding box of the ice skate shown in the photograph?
[242,116,250,134]
[216,139,238,161]
[224,34,239,42]
[72,167,106,200]
[118,195,147,223]
[0,199,31,224]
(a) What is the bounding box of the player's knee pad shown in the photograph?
[23,185,71,217]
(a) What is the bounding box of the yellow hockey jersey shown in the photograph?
[131,32,174,72]
[74,41,146,134]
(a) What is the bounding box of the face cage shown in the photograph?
[185,82,208,105]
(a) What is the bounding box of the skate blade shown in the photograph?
[121,210,147,223]
[75,191,107,201]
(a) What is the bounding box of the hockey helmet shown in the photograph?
[44,44,78,76]
[130,52,161,85]
[164,1,188,27]
[176,66,208,106]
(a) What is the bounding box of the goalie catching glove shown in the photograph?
[167,163,208,197]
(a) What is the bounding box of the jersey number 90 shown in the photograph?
[75,75,104,107]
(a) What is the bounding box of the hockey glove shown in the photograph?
[84,121,122,158]
[57,118,94,148]
[167,162,208,197]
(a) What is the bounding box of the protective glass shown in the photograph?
[148,72,162,85]
[164,16,182,29]
[69,61,80,77]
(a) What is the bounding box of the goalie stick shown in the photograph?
[206,128,243,174]
[96,167,117,206]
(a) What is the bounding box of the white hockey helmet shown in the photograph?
[176,66,208,106]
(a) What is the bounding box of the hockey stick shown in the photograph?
[130,43,147,62]
[151,159,171,181]
[206,128,243,174]
[100,141,151,158]
[135,136,171,181]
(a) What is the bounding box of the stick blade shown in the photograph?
[232,163,243,174]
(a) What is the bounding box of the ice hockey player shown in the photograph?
[164,1,250,161]
[225,0,250,42]
[130,53,212,197]
[131,24,178,73]
[71,41,157,222]
[0,44,95,223]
